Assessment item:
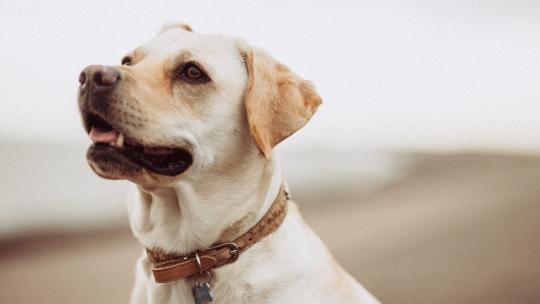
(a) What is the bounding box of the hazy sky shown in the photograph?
[1,0,539,152]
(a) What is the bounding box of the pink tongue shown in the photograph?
[89,127,119,143]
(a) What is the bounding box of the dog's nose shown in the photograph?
[79,65,120,88]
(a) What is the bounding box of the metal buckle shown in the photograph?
[194,251,203,274]
[205,242,240,263]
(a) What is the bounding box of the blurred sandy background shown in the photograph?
[1,1,540,303]
[1,149,539,304]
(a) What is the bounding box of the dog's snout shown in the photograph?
[79,65,121,89]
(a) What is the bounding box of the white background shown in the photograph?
[1,0,539,152]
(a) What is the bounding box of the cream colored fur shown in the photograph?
[91,24,380,304]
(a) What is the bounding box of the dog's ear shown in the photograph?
[239,42,322,158]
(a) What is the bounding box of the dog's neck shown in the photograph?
[128,154,282,255]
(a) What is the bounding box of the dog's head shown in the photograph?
[78,24,321,187]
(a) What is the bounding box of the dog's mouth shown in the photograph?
[84,113,193,176]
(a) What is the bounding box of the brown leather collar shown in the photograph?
[146,185,289,283]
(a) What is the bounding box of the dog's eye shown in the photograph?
[176,63,209,84]
[186,66,202,79]
[121,56,132,66]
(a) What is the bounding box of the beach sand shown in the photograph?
[1,153,539,304]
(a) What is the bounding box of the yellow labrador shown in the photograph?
[78,23,380,304]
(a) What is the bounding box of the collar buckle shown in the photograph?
[204,242,240,264]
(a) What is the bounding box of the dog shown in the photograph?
[78,23,380,304]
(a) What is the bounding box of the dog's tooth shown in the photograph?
[116,133,125,148]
